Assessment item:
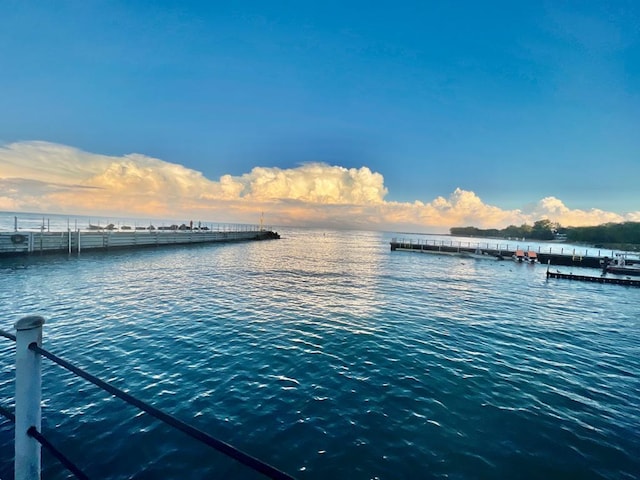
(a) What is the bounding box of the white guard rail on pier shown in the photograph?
[1,317,294,480]
[14,316,44,480]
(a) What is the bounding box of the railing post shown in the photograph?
[15,315,45,480]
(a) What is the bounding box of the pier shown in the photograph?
[0,228,280,256]
[545,270,640,287]
[390,238,615,268]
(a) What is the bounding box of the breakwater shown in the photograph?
[0,229,280,256]
[390,238,612,268]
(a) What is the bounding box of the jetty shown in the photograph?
[0,228,280,256]
[390,238,616,268]
[545,269,640,287]
[545,259,640,287]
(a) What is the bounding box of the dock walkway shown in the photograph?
[545,270,640,287]
[0,229,280,256]
[390,239,611,268]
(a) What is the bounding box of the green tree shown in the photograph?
[531,219,554,240]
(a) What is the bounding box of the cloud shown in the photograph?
[237,163,388,204]
[1,141,638,232]
[526,196,627,227]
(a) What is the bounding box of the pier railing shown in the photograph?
[2,214,273,234]
[390,237,616,260]
[0,317,294,480]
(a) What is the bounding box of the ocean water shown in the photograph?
[0,225,639,479]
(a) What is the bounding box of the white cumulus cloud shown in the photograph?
[1,141,638,231]
[526,196,627,226]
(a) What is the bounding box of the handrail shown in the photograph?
[29,342,295,480]
[0,329,16,342]
[0,326,295,479]
[0,403,88,479]
[27,427,89,480]
[0,403,15,423]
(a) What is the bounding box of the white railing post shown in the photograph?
[15,315,45,480]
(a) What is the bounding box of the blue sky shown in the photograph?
[0,1,639,230]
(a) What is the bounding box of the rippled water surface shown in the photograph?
[1,228,639,479]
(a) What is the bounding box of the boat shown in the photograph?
[513,250,526,262]
[602,253,640,276]
[513,250,538,264]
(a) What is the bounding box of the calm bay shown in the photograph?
[1,216,638,479]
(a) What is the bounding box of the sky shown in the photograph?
[1,1,639,233]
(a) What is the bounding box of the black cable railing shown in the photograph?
[0,403,15,423]
[0,328,295,479]
[0,330,16,342]
[27,427,90,480]
[1,331,90,478]
[29,342,295,480]
[0,403,88,479]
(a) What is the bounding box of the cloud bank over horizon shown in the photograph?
[1,141,638,232]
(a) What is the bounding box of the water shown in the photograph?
[1,210,623,259]
[0,224,639,479]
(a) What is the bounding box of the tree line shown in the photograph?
[450,220,640,247]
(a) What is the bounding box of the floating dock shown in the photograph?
[390,239,611,268]
[0,229,280,256]
[545,270,640,287]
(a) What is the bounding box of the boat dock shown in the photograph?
[0,228,280,256]
[390,238,614,268]
[545,270,640,287]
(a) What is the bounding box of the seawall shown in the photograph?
[0,229,280,256]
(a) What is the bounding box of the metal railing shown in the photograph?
[2,214,274,232]
[0,317,295,480]
[390,237,617,259]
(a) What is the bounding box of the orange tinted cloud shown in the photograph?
[1,141,637,231]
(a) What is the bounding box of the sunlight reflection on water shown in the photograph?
[0,227,639,479]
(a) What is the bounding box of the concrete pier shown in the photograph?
[14,316,45,480]
[0,229,280,256]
